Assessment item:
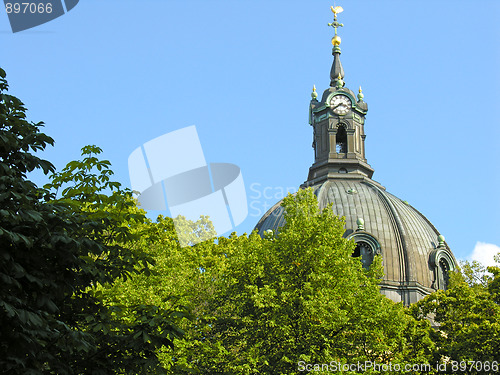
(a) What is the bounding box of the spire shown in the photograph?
[303,4,374,186]
[328,6,344,87]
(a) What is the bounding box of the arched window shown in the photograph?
[348,232,381,270]
[352,241,374,269]
[336,125,347,153]
[437,258,450,290]
[429,248,456,291]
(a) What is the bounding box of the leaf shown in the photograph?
[0,301,16,318]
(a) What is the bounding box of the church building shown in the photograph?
[255,6,457,305]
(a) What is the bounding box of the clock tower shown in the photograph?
[304,6,374,187]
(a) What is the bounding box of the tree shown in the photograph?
[96,213,222,372]
[411,257,500,370]
[0,68,185,374]
[171,189,434,374]
[459,259,491,292]
[487,254,500,304]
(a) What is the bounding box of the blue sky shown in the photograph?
[2,0,499,264]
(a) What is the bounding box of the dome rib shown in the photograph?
[364,182,409,285]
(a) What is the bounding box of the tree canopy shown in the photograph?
[411,258,500,370]
[0,68,186,374]
[103,188,436,374]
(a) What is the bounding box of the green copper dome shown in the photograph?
[255,179,457,305]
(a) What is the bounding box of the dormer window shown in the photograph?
[352,241,374,269]
[429,244,456,291]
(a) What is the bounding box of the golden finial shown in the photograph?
[335,72,344,88]
[331,35,342,46]
[357,86,364,101]
[311,84,318,99]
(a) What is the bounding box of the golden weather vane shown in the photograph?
[328,5,344,46]
[331,5,344,20]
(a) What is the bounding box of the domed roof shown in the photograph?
[255,178,458,305]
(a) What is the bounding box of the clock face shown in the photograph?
[330,95,351,115]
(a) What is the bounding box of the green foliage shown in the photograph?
[92,188,435,373]
[173,214,218,247]
[412,255,500,368]
[97,213,223,371]
[0,67,63,373]
[167,189,434,374]
[0,68,185,374]
[488,254,500,304]
[458,259,492,292]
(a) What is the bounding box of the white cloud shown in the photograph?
[468,242,500,268]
